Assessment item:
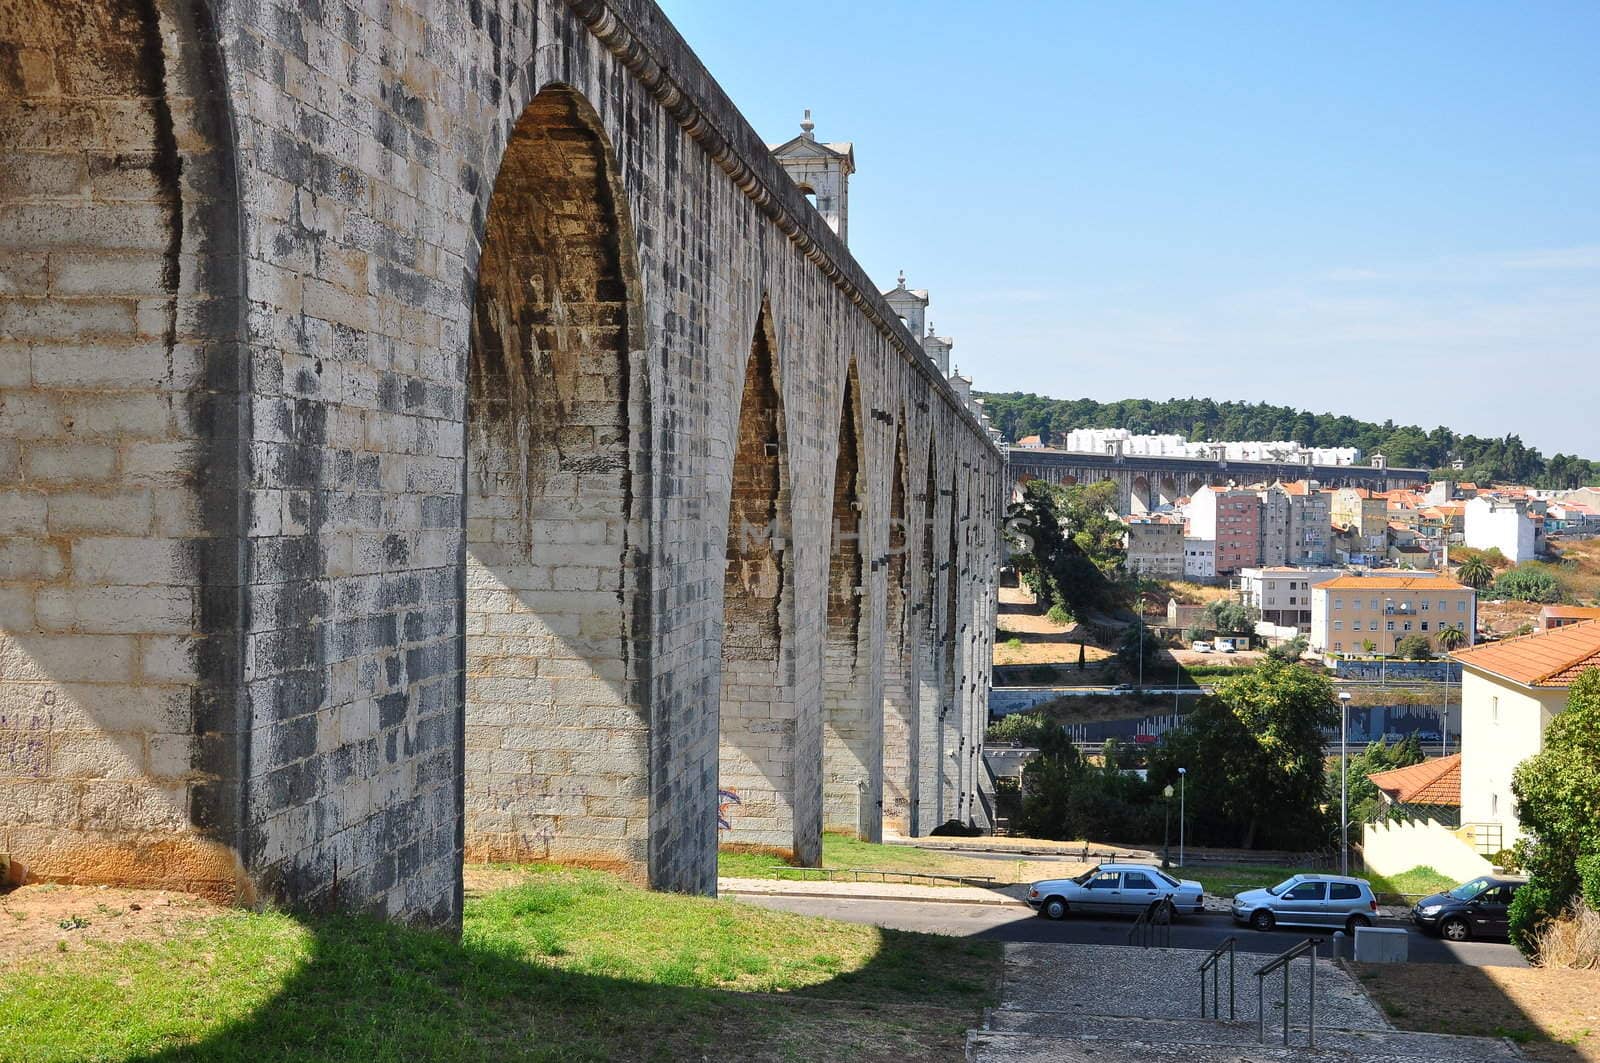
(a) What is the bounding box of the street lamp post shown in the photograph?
[1178,767,1187,867]
[1338,690,1352,876]
[1162,783,1175,868]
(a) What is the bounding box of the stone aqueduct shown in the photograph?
[0,0,1003,924]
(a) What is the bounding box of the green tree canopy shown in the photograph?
[1508,671,1600,958]
[1394,633,1435,660]
[1493,565,1565,605]
[1149,660,1337,848]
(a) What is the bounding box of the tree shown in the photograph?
[1456,555,1494,590]
[1149,660,1336,848]
[1008,479,1126,619]
[987,711,1054,746]
[1394,633,1434,660]
[1016,723,1084,839]
[1508,671,1600,958]
[1204,599,1260,635]
[1117,620,1163,673]
[1334,736,1425,825]
[1438,625,1468,652]
[1265,635,1309,663]
[1493,565,1564,605]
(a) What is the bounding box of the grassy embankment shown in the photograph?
[0,867,999,1063]
[1178,864,1455,902]
[718,832,1073,885]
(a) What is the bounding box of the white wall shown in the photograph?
[1363,819,1493,884]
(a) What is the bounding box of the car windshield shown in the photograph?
[1072,869,1096,886]
[1447,877,1491,901]
[1266,877,1300,897]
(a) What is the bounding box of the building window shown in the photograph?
[1334,621,1343,631]
[1334,598,1343,610]
[1420,600,1429,611]
[1439,601,1447,611]
[1386,621,1395,631]
[1491,793,1499,816]
[1371,599,1380,610]
[1458,600,1466,612]
[1492,696,1499,723]
[1334,642,1343,652]
[1403,621,1412,631]
[1421,621,1429,631]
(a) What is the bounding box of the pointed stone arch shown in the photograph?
[717,299,804,857]
[820,359,878,839]
[461,82,656,882]
[880,416,915,835]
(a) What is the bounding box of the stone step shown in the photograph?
[966,1029,1522,1063]
[980,1010,1521,1061]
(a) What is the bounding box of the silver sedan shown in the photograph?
[1026,863,1205,920]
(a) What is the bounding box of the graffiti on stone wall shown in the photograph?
[717,788,741,831]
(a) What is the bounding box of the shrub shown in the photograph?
[1493,565,1564,604]
[1490,848,1520,872]
[1045,604,1073,625]
[1530,899,1600,970]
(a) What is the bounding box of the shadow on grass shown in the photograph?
[29,880,996,1063]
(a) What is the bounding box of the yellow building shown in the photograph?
[1309,574,1475,655]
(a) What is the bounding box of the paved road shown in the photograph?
[733,894,1526,968]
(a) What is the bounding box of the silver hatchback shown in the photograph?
[1230,874,1379,935]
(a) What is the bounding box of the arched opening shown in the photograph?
[1131,475,1152,514]
[717,305,802,858]
[1060,474,1078,488]
[0,0,247,899]
[941,471,964,825]
[462,85,653,882]
[1159,477,1179,509]
[1188,477,1206,496]
[880,422,914,835]
[820,363,876,839]
[912,440,941,834]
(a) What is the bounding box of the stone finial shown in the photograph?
[897,269,906,289]
[927,320,934,336]
[800,109,815,140]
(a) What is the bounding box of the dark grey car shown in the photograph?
[1230,874,1379,935]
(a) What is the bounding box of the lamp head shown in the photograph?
[1339,691,1352,703]
[1178,766,1187,775]
[1163,784,1175,798]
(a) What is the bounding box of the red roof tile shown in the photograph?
[1451,620,1600,688]
[1367,754,1460,806]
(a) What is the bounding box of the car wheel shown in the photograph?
[1042,897,1068,920]
[1440,916,1470,942]
[1250,909,1275,932]
[1345,914,1371,936]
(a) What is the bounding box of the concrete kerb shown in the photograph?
[718,876,1027,907]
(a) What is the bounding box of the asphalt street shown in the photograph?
[733,894,1527,968]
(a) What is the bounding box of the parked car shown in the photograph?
[1109,684,1135,695]
[1027,863,1205,920]
[1411,875,1526,942]
[1230,874,1379,935]
[1191,641,1212,653]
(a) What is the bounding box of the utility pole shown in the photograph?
[1178,766,1187,866]
[1338,690,1352,876]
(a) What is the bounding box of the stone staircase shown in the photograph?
[966,943,1522,1063]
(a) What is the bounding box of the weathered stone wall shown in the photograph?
[0,0,1005,922]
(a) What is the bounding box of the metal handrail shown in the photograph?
[1254,937,1322,1048]
[1126,896,1175,948]
[1197,936,1236,1020]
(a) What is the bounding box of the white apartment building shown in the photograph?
[1183,538,1216,582]
[1464,495,1537,562]
[1239,567,1344,630]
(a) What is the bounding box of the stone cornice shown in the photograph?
[563,0,1000,454]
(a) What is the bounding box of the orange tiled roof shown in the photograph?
[1451,620,1600,688]
[1314,575,1468,591]
[1540,605,1600,622]
[1368,754,1460,806]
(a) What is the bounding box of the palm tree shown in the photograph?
[1438,625,1467,652]
[1457,555,1494,590]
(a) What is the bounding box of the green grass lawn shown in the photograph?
[717,832,1039,883]
[1175,863,1456,902]
[0,868,1000,1062]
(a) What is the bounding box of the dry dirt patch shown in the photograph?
[1354,961,1600,1062]
[0,882,220,970]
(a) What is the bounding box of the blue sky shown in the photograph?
[657,1,1599,457]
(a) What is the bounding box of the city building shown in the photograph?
[1056,428,1359,465]
[1263,480,1332,565]
[1309,574,1475,656]
[1124,516,1185,578]
[1366,754,1461,826]
[1239,566,1344,630]
[1452,621,1600,845]
[1538,605,1600,632]
[1184,487,1260,576]
[1464,495,1537,562]
[1183,537,1216,582]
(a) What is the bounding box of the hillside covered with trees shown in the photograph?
[977,392,1600,489]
